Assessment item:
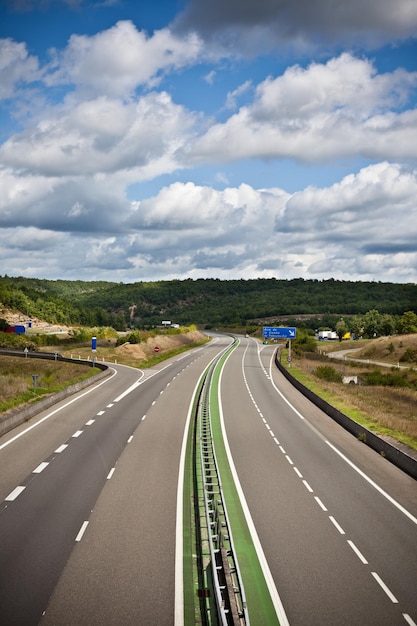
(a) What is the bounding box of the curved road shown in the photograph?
[1,335,416,625]
[0,337,230,626]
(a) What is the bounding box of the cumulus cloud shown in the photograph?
[0,162,416,281]
[45,20,203,97]
[0,38,39,100]
[276,162,417,279]
[175,0,417,52]
[0,92,196,177]
[192,54,417,163]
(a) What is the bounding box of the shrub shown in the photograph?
[399,347,417,364]
[364,370,409,387]
[314,365,343,383]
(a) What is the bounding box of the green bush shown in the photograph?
[314,365,343,382]
[363,369,411,388]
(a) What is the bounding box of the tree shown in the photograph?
[362,309,383,338]
[336,319,348,342]
[397,311,417,334]
[380,313,396,336]
[0,318,10,331]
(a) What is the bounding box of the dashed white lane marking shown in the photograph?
[5,486,26,501]
[85,419,95,426]
[141,415,147,421]
[329,515,345,535]
[97,410,105,416]
[107,468,115,480]
[127,435,133,443]
[302,479,313,493]
[285,455,293,465]
[371,571,398,603]
[32,462,49,474]
[72,430,83,438]
[55,444,68,453]
[347,540,368,564]
[293,467,303,478]
[106,403,114,408]
[403,613,417,625]
[314,496,327,511]
[75,521,89,542]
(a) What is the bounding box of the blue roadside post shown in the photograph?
[91,336,97,367]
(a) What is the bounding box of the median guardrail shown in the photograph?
[194,348,249,625]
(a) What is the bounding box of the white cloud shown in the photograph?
[0,161,416,282]
[0,92,196,177]
[45,20,203,97]
[192,54,417,163]
[0,38,39,100]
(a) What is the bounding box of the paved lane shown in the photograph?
[40,339,230,625]
[0,339,229,626]
[220,337,417,625]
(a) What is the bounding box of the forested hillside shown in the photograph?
[0,275,416,329]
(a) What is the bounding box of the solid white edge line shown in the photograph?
[75,521,89,542]
[325,440,417,526]
[347,539,368,564]
[0,367,118,451]
[175,357,217,626]
[5,485,26,501]
[266,352,417,528]
[371,571,398,603]
[220,342,290,626]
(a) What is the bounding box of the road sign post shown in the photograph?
[263,327,296,367]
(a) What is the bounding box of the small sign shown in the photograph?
[92,336,97,351]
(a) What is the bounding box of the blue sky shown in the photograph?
[0,0,416,284]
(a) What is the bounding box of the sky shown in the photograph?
[0,0,416,285]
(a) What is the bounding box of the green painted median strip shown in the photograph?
[209,348,281,626]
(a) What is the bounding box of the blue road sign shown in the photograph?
[263,327,297,339]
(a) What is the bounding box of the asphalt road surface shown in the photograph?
[1,335,416,626]
[0,337,230,626]
[219,338,417,625]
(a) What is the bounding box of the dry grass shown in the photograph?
[0,330,209,415]
[291,340,417,450]
[0,356,98,414]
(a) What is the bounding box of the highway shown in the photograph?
[1,334,416,625]
[220,338,417,625]
[0,337,230,626]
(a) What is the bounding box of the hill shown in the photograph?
[1,275,416,329]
